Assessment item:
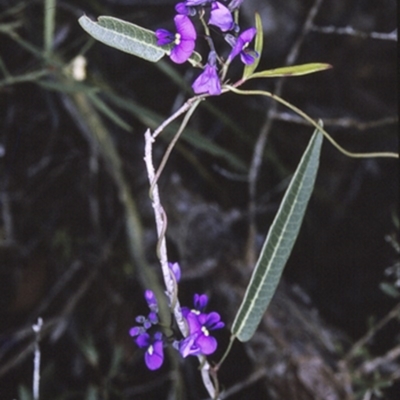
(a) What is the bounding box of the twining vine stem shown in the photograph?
[144,98,221,399]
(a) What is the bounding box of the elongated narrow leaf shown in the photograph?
[248,63,332,80]
[243,12,263,79]
[78,15,166,62]
[231,125,323,342]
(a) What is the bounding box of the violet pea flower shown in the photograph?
[155,15,196,64]
[209,1,235,32]
[181,293,209,319]
[168,262,181,282]
[179,311,225,357]
[175,2,197,16]
[192,52,221,96]
[145,289,158,312]
[228,27,258,64]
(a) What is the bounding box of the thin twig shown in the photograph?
[311,26,397,41]
[359,344,400,375]
[32,317,43,400]
[268,111,398,131]
[345,302,400,362]
[227,86,399,159]
[152,95,205,139]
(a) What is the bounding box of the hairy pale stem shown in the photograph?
[32,317,43,400]
[144,99,220,399]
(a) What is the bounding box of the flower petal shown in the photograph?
[179,333,201,357]
[196,334,217,355]
[135,333,150,348]
[175,15,196,41]
[194,294,208,310]
[239,27,257,43]
[175,3,197,16]
[155,29,175,46]
[129,326,142,337]
[228,27,257,63]
[145,340,164,370]
[192,64,221,95]
[145,290,158,311]
[240,51,256,65]
[170,39,196,64]
[203,311,222,328]
[209,2,234,32]
[186,311,202,334]
[168,262,181,282]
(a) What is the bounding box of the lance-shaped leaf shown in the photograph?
[247,63,332,80]
[231,125,323,342]
[243,12,263,80]
[79,15,166,62]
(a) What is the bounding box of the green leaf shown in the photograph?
[78,15,166,62]
[85,385,99,400]
[379,282,400,298]
[248,63,332,80]
[231,124,324,342]
[88,92,131,132]
[18,385,33,400]
[243,12,263,80]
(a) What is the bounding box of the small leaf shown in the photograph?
[231,124,324,342]
[248,63,332,80]
[379,282,400,298]
[186,50,203,67]
[88,92,131,132]
[243,12,263,79]
[78,15,166,62]
[85,385,99,400]
[18,385,33,400]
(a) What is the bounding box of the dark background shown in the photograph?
[0,0,398,399]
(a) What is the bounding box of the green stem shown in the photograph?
[216,334,236,371]
[44,0,56,57]
[226,86,399,159]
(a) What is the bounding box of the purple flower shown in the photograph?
[179,311,224,357]
[192,293,209,311]
[145,290,158,312]
[227,27,258,64]
[129,325,144,337]
[192,52,221,96]
[155,15,197,64]
[136,332,164,370]
[179,293,224,357]
[175,2,197,16]
[209,2,235,32]
[129,290,159,336]
[168,262,181,282]
[186,0,213,5]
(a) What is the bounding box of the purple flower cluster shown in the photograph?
[129,263,224,370]
[179,294,224,357]
[129,289,163,370]
[155,0,257,95]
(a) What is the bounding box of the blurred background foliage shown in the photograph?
[0,0,398,399]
